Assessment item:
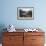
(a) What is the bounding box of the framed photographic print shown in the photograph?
[17,7,34,20]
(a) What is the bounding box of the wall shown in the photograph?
[0,0,46,30]
[0,0,46,43]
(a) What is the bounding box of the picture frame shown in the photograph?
[17,7,34,20]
